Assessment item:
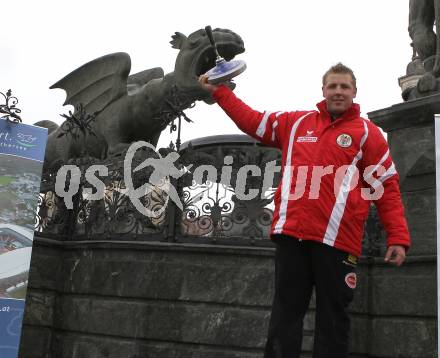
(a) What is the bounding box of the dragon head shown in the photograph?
[170,28,245,103]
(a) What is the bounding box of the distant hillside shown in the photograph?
[0,154,43,176]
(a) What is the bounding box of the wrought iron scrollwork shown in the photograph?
[57,104,98,140]
[36,148,170,238]
[157,85,195,151]
[177,139,281,243]
[36,134,281,244]
[0,90,22,123]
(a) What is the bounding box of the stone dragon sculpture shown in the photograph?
[38,28,245,168]
[404,0,440,99]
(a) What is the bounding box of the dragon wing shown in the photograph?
[127,67,164,86]
[127,67,164,95]
[50,52,131,115]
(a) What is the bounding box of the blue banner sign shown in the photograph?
[0,119,47,358]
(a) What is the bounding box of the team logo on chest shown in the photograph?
[336,133,352,148]
[297,130,318,143]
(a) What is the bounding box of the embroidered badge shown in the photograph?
[348,255,357,265]
[345,272,357,289]
[336,133,352,147]
[343,254,358,268]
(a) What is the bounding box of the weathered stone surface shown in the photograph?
[61,247,274,306]
[368,93,440,132]
[18,326,52,358]
[368,95,436,194]
[22,290,56,327]
[58,296,270,349]
[27,244,63,291]
[57,333,262,358]
[369,317,437,358]
[401,189,436,255]
[21,236,436,358]
[369,258,436,316]
[369,97,437,258]
[386,126,435,182]
[349,316,369,354]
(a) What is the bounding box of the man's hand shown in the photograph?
[198,74,219,94]
[384,245,406,266]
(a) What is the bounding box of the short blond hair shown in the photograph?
[322,63,357,89]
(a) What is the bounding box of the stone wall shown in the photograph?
[20,239,275,358]
[19,236,436,358]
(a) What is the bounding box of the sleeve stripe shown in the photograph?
[377,149,390,167]
[371,163,397,189]
[363,149,391,181]
[271,121,279,141]
[379,162,397,183]
[256,111,272,137]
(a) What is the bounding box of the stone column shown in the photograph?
[362,95,439,358]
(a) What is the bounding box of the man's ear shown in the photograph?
[353,87,357,98]
[321,85,325,97]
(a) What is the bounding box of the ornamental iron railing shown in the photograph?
[35,134,386,256]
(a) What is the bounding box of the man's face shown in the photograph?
[322,73,357,116]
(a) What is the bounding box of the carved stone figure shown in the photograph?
[403,0,440,100]
[39,28,245,168]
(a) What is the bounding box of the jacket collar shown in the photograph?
[316,99,361,122]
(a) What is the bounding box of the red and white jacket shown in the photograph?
[213,85,411,257]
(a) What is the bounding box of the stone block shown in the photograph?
[369,259,436,317]
[18,326,52,358]
[401,189,436,255]
[22,290,56,327]
[61,248,274,307]
[58,332,263,358]
[58,295,270,349]
[386,126,435,182]
[368,317,437,358]
[27,244,63,291]
[349,315,369,354]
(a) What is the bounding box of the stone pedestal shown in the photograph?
[368,94,438,256]
[364,95,439,357]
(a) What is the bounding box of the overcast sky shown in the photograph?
[1,1,410,149]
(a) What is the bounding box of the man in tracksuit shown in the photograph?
[198,63,411,358]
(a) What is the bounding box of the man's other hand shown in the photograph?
[198,74,219,94]
[384,245,406,266]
